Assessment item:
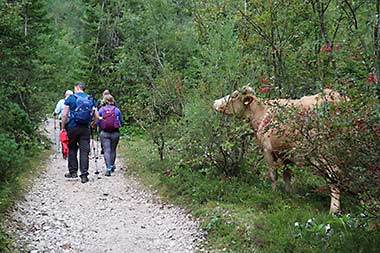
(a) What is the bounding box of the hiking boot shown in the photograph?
[111,165,115,172]
[64,172,78,178]
[105,171,111,177]
[80,175,89,183]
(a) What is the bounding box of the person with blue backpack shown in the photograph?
[96,94,122,176]
[61,82,96,183]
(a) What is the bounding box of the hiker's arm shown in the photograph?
[117,108,123,126]
[95,108,102,127]
[94,108,99,120]
[53,101,60,117]
[61,105,69,130]
[91,108,99,128]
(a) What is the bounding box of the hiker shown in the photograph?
[53,90,73,158]
[61,82,96,183]
[53,90,73,129]
[96,94,122,176]
[97,89,111,109]
[96,89,117,155]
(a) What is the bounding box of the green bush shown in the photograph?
[173,99,260,177]
[0,100,36,151]
[0,223,11,252]
[0,133,24,181]
[285,86,380,215]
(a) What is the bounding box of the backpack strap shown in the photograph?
[73,94,91,100]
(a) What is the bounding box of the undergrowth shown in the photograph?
[121,135,380,253]
[0,137,51,251]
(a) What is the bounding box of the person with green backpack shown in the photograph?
[61,82,96,183]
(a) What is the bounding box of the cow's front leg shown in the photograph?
[283,168,292,193]
[270,169,278,191]
[263,149,278,191]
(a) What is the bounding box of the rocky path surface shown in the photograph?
[5,119,202,252]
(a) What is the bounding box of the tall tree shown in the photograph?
[81,0,126,94]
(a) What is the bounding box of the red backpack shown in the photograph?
[100,106,120,131]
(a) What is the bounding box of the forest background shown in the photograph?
[0,0,379,252]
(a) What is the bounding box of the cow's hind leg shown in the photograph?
[283,167,292,193]
[329,184,340,214]
[326,165,341,214]
[264,150,279,191]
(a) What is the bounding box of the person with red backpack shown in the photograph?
[61,82,96,183]
[96,94,122,176]
[53,90,73,158]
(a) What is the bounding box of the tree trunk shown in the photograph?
[374,0,380,90]
[24,16,28,36]
[315,0,338,82]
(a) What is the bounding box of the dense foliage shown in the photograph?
[0,0,48,180]
[1,0,379,251]
[79,0,380,210]
[77,0,379,251]
[0,0,84,178]
[0,0,84,249]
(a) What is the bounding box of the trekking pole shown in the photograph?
[90,129,95,158]
[91,127,100,176]
[96,126,100,166]
[53,118,59,158]
[53,118,56,142]
[53,118,57,158]
[56,119,61,154]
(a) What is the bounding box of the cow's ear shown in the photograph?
[231,90,239,98]
[243,94,255,105]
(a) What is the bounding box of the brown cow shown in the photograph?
[213,86,347,213]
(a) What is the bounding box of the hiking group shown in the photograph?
[53,82,123,183]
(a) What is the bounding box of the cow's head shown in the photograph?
[213,86,257,116]
[322,88,350,103]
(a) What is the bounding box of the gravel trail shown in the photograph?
[5,119,202,252]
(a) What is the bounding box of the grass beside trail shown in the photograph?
[0,144,51,251]
[121,136,380,253]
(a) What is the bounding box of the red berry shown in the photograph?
[367,72,375,83]
[259,86,272,92]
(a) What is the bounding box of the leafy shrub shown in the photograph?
[0,133,24,181]
[285,87,380,215]
[0,100,36,151]
[124,67,185,161]
[169,97,261,178]
[0,223,11,252]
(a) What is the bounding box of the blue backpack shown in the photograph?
[72,94,93,125]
